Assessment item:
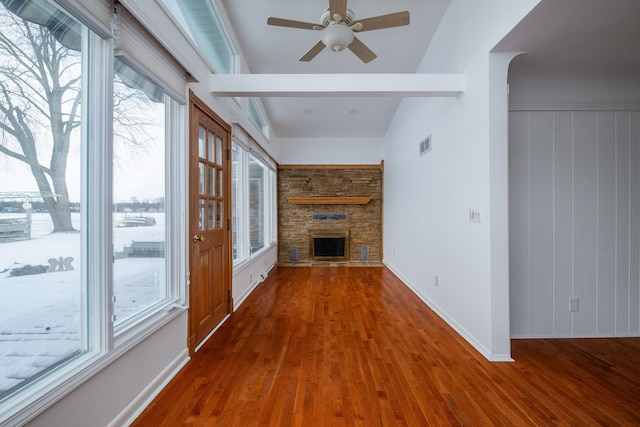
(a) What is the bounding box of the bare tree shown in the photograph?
[0,10,80,232]
[0,6,162,232]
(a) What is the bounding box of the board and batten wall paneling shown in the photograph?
[509,112,530,335]
[552,112,573,336]
[509,111,640,337]
[528,112,554,336]
[572,112,598,335]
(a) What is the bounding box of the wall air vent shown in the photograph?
[419,135,432,156]
[312,213,347,221]
[361,245,369,262]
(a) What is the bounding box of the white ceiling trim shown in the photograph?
[210,74,465,97]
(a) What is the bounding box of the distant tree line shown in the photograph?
[114,198,165,213]
[0,199,165,214]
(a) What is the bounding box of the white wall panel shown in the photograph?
[616,113,631,334]
[509,110,640,337]
[631,113,640,334]
[553,112,573,335]
[597,112,617,334]
[572,112,598,335]
[527,112,555,335]
[509,112,530,334]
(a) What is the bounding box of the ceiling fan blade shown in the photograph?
[329,0,347,22]
[351,11,410,32]
[299,41,326,62]
[348,37,377,63]
[267,17,321,30]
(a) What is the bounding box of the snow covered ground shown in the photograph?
[0,212,165,398]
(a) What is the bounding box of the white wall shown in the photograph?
[233,245,277,308]
[509,110,640,337]
[27,313,188,427]
[508,59,640,338]
[509,66,640,107]
[382,0,539,361]
[275,137,384,165]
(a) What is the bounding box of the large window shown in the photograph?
[112,60,168,328]
[160,0,235,74]
[232,140,275,263]
[248,97,268,137]
[0,0,185,421]
[0,0,88,403]
[249,154,267,254]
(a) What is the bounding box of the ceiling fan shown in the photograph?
[267,0,410,63]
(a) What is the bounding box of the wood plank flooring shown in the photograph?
[132,266,640,426]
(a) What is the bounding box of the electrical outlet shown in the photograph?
[435,275,439,287]
[570,297,579,312]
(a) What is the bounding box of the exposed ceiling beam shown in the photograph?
[210,74,465,97]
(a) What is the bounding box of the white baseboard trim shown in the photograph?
[108,349,190,427]
[511,333,640,339]
[384,262,513,362]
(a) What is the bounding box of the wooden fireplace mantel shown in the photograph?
[288,197,372,205]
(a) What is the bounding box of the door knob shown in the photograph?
[193,234,205,242]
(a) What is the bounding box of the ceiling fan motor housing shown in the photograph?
[320,8,354,26]
[266,5,409,63]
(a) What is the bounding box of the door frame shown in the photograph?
[187,90,233,354]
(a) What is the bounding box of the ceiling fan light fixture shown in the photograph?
[322,24,354,52]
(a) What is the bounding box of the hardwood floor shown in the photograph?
[132,266,640,426]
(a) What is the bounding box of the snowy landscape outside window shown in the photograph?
[0,0,183,411]
[112,60,167,328]
[0,0,88,402]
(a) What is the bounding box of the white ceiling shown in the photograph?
[219,0,450,139]
[494,0,640,74]
[217,0,640,140]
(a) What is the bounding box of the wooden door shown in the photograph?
[188,92,232,353]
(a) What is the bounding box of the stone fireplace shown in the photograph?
[278,164,383,265]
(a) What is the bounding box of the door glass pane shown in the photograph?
[198,126,206,159]
[199,200,206,231]
[199,162,206,195]
[217,168,223,197]
[216,201,223,229]
[0,1,87,400]
[216,136,222,166]
[208,166,215,196]
[113,61,167,326]
[208,200,215,230]
[208,131,215,162]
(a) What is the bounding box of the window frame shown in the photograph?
[248,97,269,138]
[231,136,276,266]
[231,139,246,264]
[112,91,187,345]
[158,0,237,75]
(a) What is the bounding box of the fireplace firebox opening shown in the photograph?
[309,229,350,262]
